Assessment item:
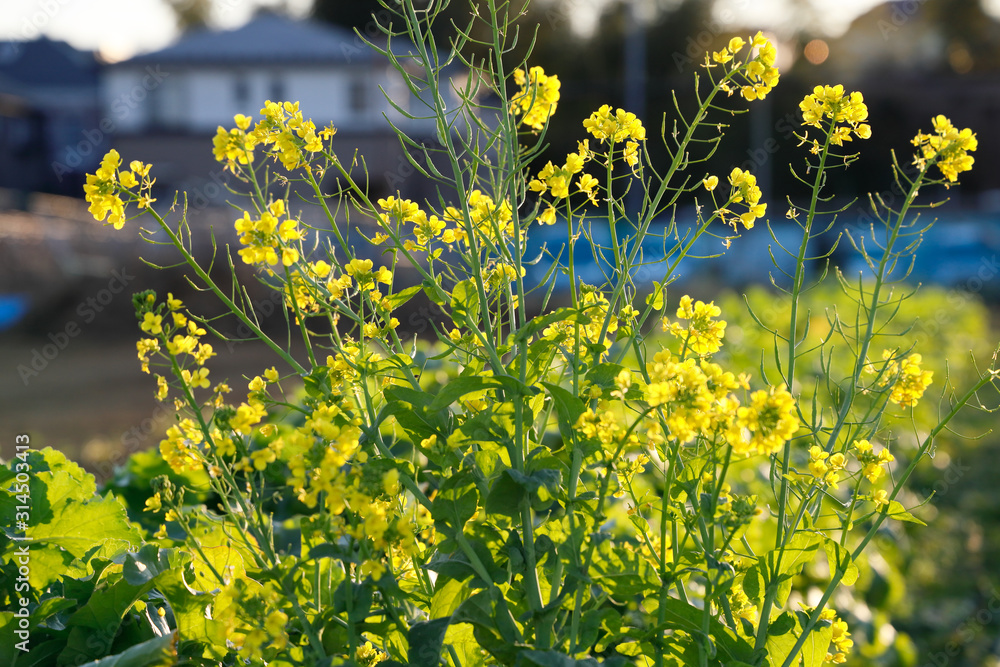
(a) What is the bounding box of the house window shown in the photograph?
[349,78,368,114]
[234,76,249,106]
[270,77,284,102]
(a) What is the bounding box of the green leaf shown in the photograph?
[22,492,141,585]
[584,363,628,392]
[589,538,658,599]
[431,472,480,538]
[76,633,177,667]
[302,366,332,398]
[422,277,448,305]
[429,376,498,412]
[763,611,833,667]
[654,597,755,664]
[384,285,423,311]
[886,500,926,525]
[541,382,586,446]
[430,577,473,618]
[485,468,561,517]
[2,452,141,591]
[515,649,623,667]
[451,279,480,324]
[820,537,859,586]
[409,618,452,667]
[60,547,187,665]
[452,586,520,655]
[752,533,822,607]
[429,375,537,412]
[512,308,591,344]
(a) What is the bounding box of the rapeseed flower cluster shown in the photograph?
[808,445,846,488]
[708,33,780,101]
[875,350,934,408]
[529,148,600,222]
[799,85,871,147]
[582,105,646,170]
[722,167,767,230]
[729,583,759,625]
[852,439,895,484]
[732,384,799,457]
[234,199,305,267]
[442,190,516,247]
[820,608,853,664]
[84,149,155,229]
[663,295,727,356]
[582,105,646,144]
[510,66,561,131]
[912,114,977,183]
[542,287,618,358]
[212,105,335,173]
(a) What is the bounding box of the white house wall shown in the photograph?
[103,64,439,137]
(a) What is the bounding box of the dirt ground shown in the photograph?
[0,333,290,482]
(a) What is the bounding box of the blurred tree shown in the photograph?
[164,0,213,29]
[926,0,1000,72]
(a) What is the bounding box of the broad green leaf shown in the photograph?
[409,618,452,667]
[820,537,859,586]
[763,612,798,667]
[429,375,537,412]
[750,533,822,607]
[25,492,140,562]
[764,611,833,667]
[515,649,624,667]
[430,577,474,618]
[2,451,140,590]
[541,382,586,446]
[584,363,628,392]
[77,632,177,667]
[654,597,756,664]
[384,284,423,310]
[589,538,658,599]
[60,547,187,665]
[431,472,480,538]
[451,279,480,324]
[485,468,561,517]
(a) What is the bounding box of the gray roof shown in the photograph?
[121,13,376,66]
[0,38,97,87]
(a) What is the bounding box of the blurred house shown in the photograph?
[102,12,451,203]
[0,38,100,199]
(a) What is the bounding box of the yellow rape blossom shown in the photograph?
[141,312,163,335]
[708,32,780,101]
[510,66,561,131]
[732,384,799,457]
[875,350,934,408]
[724,167,766,229]
[583,104,646,144]
[83,149,128,229]
[663,295,726,357]
[819,609,853,664]
[912,114,977,183]
[799,85,871,146]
